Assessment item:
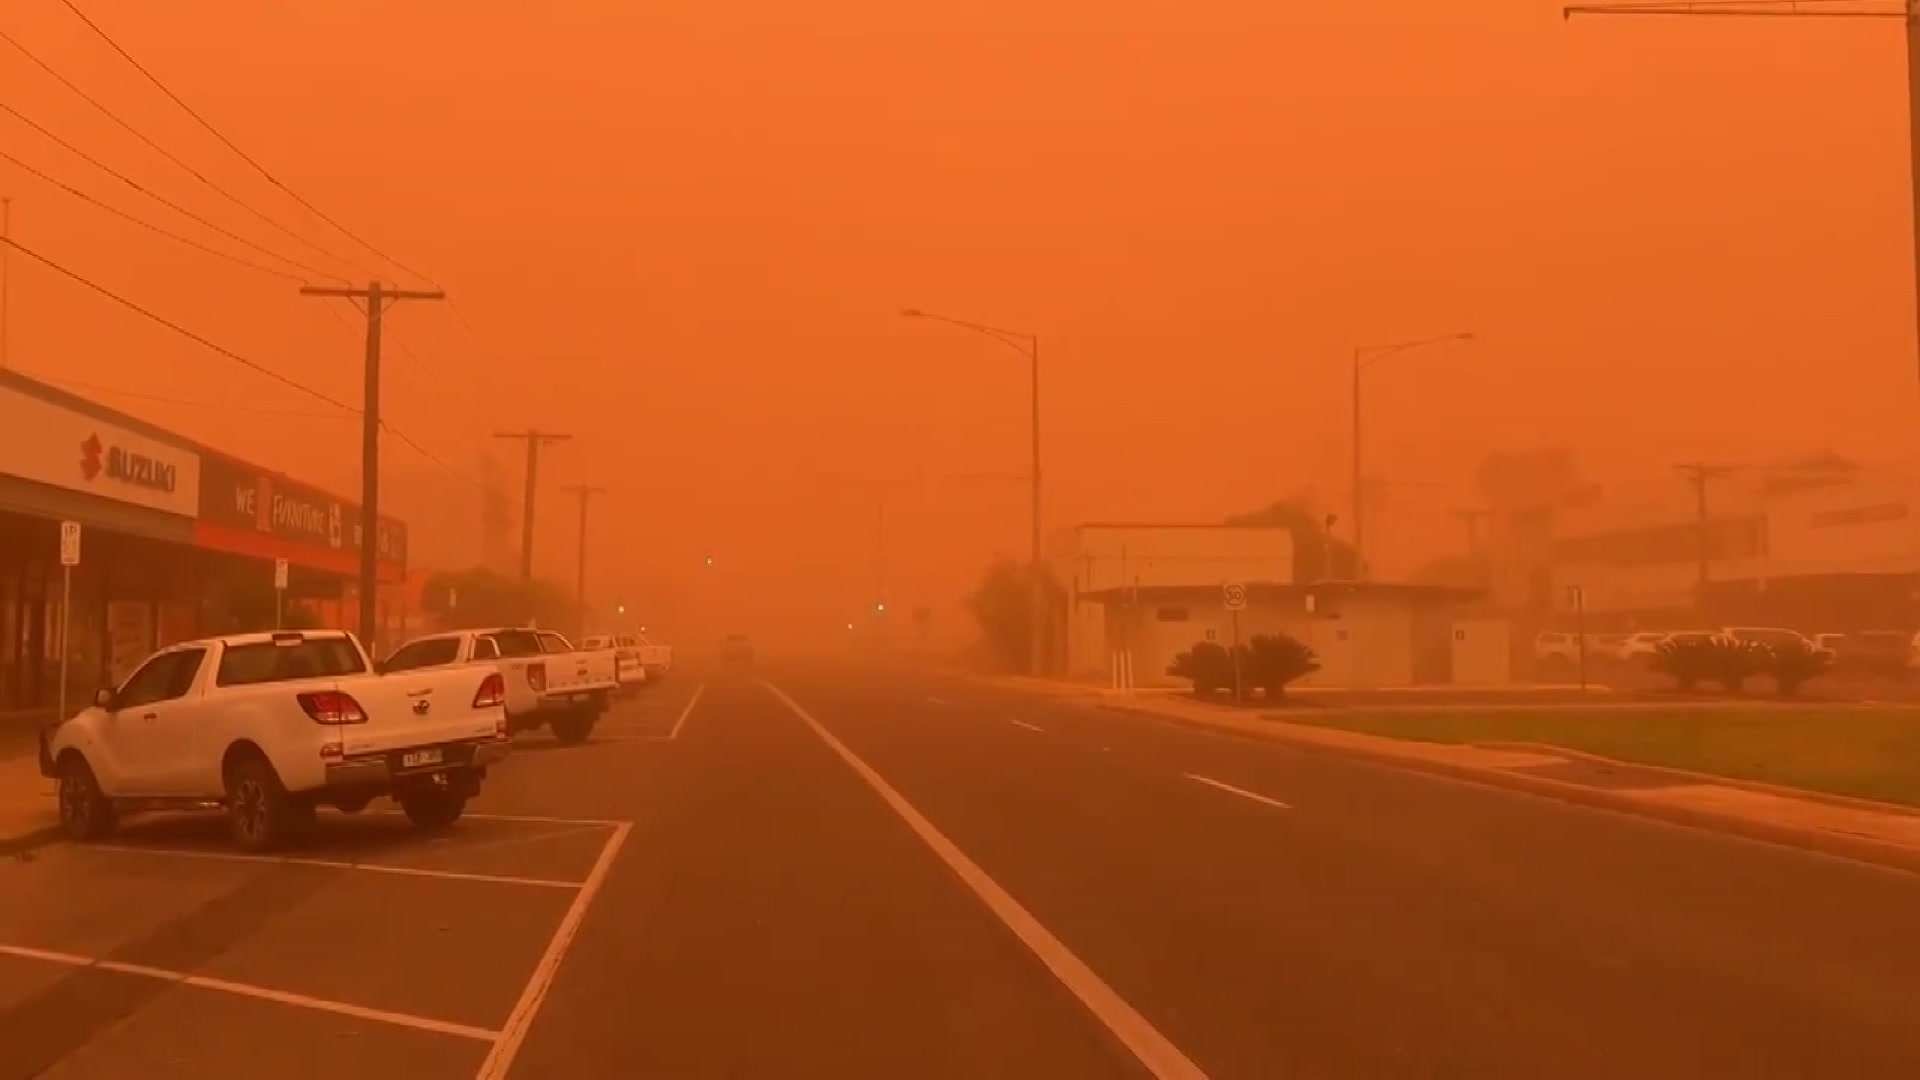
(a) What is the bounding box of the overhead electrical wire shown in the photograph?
[0,25,370,280]
[0,146,307,283]
[0,99,349,284]
[56,0,440,289]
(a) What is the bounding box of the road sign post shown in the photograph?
[58,521,80,723]
[1224,582,1248,702]
[1568,584,1588,692]
[274,558,289,629]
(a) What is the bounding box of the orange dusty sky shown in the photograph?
[2,1,1915,644]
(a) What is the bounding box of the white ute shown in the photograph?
[41,630,511,851]
[581,634,649,691]
[383,627,619,743]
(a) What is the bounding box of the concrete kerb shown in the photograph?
[1091,699,1920,879]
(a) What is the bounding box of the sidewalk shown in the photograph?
[999,681,1920,876]
[0,738,57,854]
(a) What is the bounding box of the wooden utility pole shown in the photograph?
[493,430,571,580]
[1566,1,1920,393]
[300,280,445,650]
[1675,462,1740,590]
[563,483,606,639]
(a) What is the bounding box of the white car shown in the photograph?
[1617,631,1670,663]
[632,632,672,679]
[384,627,619,743]
[41,630,510,850]
[582,634,649,690]
[1533,632,1581,667]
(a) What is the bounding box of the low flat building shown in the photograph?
[0,370,408,709]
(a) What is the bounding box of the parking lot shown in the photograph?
[0,681,704,1080]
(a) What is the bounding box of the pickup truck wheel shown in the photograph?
[226,757,294,852]
[399,789,466,830]
[550,708,595,745]
[57,756,116,842]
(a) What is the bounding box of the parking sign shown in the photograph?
[274,557,289,590]
[59,520,81,566]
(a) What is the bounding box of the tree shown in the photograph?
[1224,498,1357,581]
[967,559,1065,674]
[1242,634,1320,701]
[1767,640,1830,698]
[1168,641,1233,697]
[421,567,572,630]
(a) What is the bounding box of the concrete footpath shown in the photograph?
[986,677,1920,876]
[0,738,57,853]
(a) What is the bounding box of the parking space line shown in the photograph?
[668,683,706,740]
[1184,774,1292,810]
[477,820,631,1080]
[0,943,499,1043]
[762,681,1211,1080]
[86,844,585,890]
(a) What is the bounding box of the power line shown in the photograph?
[0,146,306,283]
[0,99,347,284]
[1,234,354,410]
[55,0,439,288]
[0,25,368,279]
[15,369,349,419]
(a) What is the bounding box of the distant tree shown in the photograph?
[1224,498,1357,581]
[421,567,572,630]
[1168,641,1234,698]
[1241,633,1320,701]
[1766,640,1830,698]
[967,559,1064,674]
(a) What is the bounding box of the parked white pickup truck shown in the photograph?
[581,634,649,691]
[384,627,618,743]
[40,630,510,851]
[633,631,672,679]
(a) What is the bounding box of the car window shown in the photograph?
[116,649,206,709]
[582,636,611,650]
[217,637,366,687]
[490,630,542,658]
[473,636,501,660]
[537,632,573,654]
[385,637,460,672]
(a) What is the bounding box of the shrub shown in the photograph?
[1654,636,1765,693]
[1242,634,1320,701]
[1168,641,1234,697]
[1766,640,1830,698]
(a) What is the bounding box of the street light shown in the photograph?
[875,601,887,614]
[901,306,1045,675]
[1352,331,1475,579]
[616,603,626,616]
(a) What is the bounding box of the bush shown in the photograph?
[1767,640,1830,698]
[1654,636,1765,693]
[1242,633,1319,701]
[1168,641,1234,697]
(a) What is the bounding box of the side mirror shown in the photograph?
[93,688,115,711]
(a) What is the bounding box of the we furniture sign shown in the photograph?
[0,382,201,517]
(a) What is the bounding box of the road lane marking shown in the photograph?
[0,943,499,1042]
[668,683,706,740]
[86,844,586,889]
[1009,719,1046,733]
[1184,774,1292,810]
[927,696,954,706]
[762,680,1210,1080]
[476,820,632,1079]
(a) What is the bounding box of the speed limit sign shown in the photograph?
[1223,581,1248,611]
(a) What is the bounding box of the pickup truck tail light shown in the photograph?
[526,662,547,694]
[298,690,368,725]
[473,673,506,709]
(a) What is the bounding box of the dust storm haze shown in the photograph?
[4,1,1912,652]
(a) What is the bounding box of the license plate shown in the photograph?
[401,747,444,769]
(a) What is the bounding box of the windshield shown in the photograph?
[384,637,460,672]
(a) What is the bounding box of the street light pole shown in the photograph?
[1351,332,1474,580]
[902,307,1046,675]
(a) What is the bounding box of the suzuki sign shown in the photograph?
[0,384,201,517]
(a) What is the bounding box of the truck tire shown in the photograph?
[226,756,296,852]
[57,755,116,842]
[550,708,596,745]
[399,788,467,830]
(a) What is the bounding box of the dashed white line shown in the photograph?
[0,943,499,1042]
[762,680,1210,1080]
[476,820,632,1079]
[1184,774,1292,810]
[1009,719,1046,733]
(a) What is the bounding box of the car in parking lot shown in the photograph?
[384,627,619,743]
[41,630,511,851]
[582,633,649,691]
[1617,631,1670,664]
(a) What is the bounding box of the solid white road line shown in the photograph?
[475,820,632,1080]
[0,943,498,1042]
[761,681,1210,1080]
[1184,774,1292,811]
[86,845,584,890]
[668,683,706,740]
[1009,719,1047,733]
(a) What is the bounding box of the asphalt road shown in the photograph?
[5,662,1920,1078]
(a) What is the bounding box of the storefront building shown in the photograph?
[0,370,406,710]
